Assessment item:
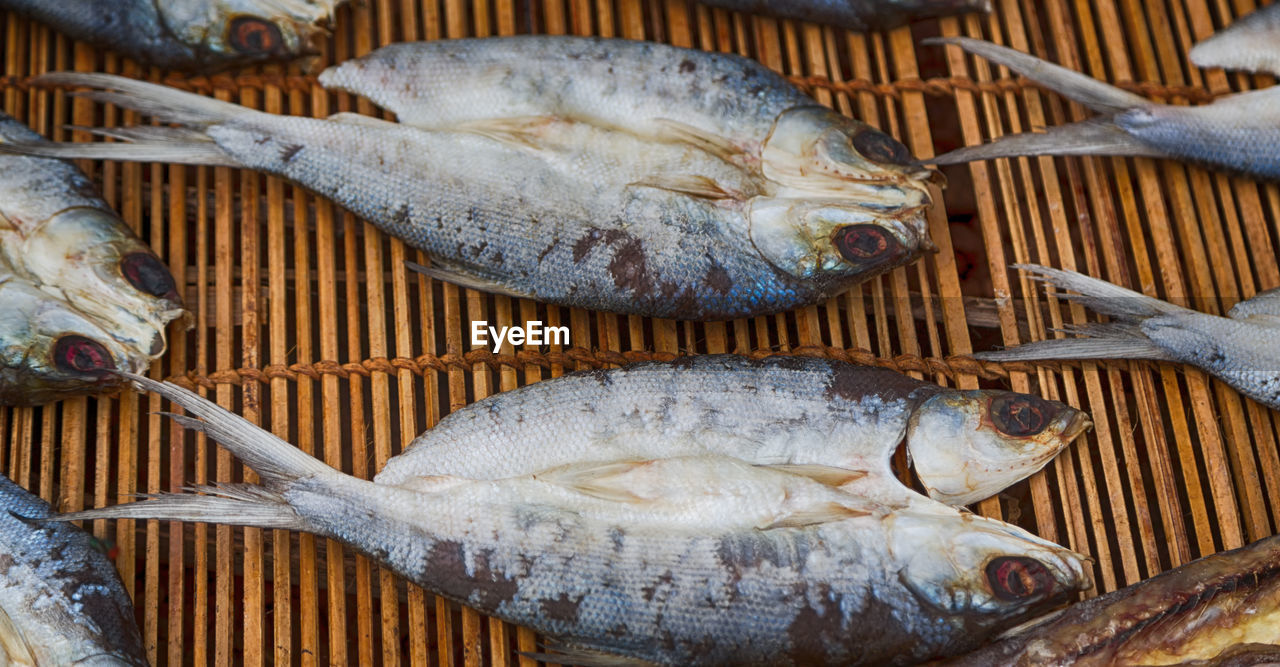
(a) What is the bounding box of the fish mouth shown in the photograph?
[1058,412,1093,445]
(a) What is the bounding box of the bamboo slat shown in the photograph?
[2,0,1278,663]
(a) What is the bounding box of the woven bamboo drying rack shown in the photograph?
[2,0,1278,664]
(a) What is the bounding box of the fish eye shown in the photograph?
[227,16,285,55]
[120,252,178,300]
[832,224,906,265]
[53,335,115,375]
[986,556,1054,601]
[989,394,1055,437]
[850,127,913,165]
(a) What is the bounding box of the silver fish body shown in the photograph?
[1191,3,1280,76]
[0,0,344,71]
[927,37,1280,182]
[0,111,184,405]
[976,265,1280,412]
[0,474,145,665]
[61,374,1093,666]
[378,355,1091,508]
[945,533,1280,666]
[686,0,990,32]
[15,38,936,320]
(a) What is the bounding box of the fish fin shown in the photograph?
[974,327,1175,362]
[764,464,868,487]
[1190,4,1280,76]
[325,111,404,129]
[1229,286,1280,320]
[923,37,1150,114]
[533,461,647,503]
[49,484,304,530]
[0,603,37,666]
[394,475,473,493]
[123,374,334,487]
[451,116,559,148]
[518,643,654,667]
[34,72,250,126]
[404,260,532,299]
[652,119,743,163]
[628,174,738,200]
[925,118,1169,165]
[761,502,871,530]
[0,137,240,167]
[1013,263,1189,320]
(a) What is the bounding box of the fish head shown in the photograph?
[888,510,1091,623]
[906,391,1091,506]
[157,0,344,69]
[750,107,936,286]
[16,207,185,361]
[0,278,137,405]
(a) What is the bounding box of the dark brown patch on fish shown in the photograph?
[426,540,520,608]
[607,235,654,299]
[539,593,584,622]
[572,229,605,263]
[705,263,733,295]
[822,363,939,405]
[679,59,697,73]
[279,143,303,163]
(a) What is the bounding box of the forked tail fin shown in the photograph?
[49,373,332,529]
[974,265,1182,363]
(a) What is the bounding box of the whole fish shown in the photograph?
[377,355,1092,508]
[60,373,1093,665]
[945,533,1280,666]
[975,265,1280,412]
[9,38,937,320]
[1190,3,1280,76]
[0,111,184,405]
[0,0,346,71]
[925,37,1280,181]
[688,0,990,32]
[0,474,146,665]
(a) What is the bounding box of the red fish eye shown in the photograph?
[989,394,1057,437]
[53,336,115,375]
[227,17,285,55]
[832,224,905,266]
[986,557,1054,601]
[850,128,913,165]
[120,252,178,300]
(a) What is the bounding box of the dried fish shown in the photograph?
[0,474,145,665]
[686,0,990,32]
[59,373,1093,665]
[377,355,1092,507]
[0,0,345,71]
[926,37,1280,181]
[945,533,1280,666]
[0,111,184,405]
[1191,3,1280,76]
[9,38,937,319]
[975,264,1280,411]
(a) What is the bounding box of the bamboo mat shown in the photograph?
[2,0,1278,664]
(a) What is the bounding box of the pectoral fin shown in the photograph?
[761,502,871,530]
[652,118,743,163]
[404,260,533,300]
[451,116,560,148]
[533,460,648,503]
[764,464,868,487]
[628,174,739,200]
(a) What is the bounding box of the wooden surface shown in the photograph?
[2,0,1278,663]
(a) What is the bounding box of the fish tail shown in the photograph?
[1012,263,1188,321]
[923,37,1150,115]
[925,119,1169,165]
[124,373,334,486]
[51,484,305,530]
[34,73,250,127]
[974,323,1174,362]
